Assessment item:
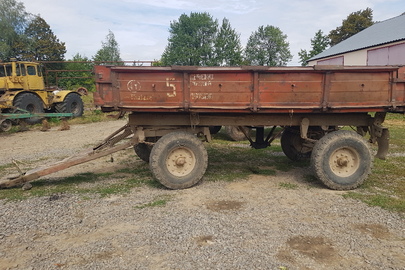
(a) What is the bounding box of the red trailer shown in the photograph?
[2,65,404,190]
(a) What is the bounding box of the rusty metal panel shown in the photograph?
[94,65,405,113]
[393,67,405,105]
[258,72,324,108]
[188,71,252,109]
[116,72,184,108]
[327,72,391,107]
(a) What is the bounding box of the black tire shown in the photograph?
[149,131,208,189]
[134,143,153,162]
[281,128,312,161]
[225,126,251,141]
[311,130,372,190]
[55,93,83,117]
[209,126,222,135]
[0,119,12,132]
[13,92,44,125]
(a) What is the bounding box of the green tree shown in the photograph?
[0,0,29,60]
[329,8,374,46]
[161,12,218,66]
[212,18,243,66]
[59,53,95,91]
[93,30,122,64]
[298,30,330,66]
[22,15,66,61]
[244,25,292,66]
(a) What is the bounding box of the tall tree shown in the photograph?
[93,30,122,64]
[298,30,330,66]
[329,8,374,46]
[244,25,292,66]
[0,0,29,60]
[161,12,218,66]
[212,18,243,66]
[59,53,94,91]
[22,15,66,61]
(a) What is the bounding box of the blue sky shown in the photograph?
[20,0,405,65]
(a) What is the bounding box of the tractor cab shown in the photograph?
[0,59,45,91]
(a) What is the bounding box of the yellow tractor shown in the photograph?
[0,59,84,129]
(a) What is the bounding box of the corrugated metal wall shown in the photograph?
[367,42,405,65]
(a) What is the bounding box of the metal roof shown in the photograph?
[309,13,405,61]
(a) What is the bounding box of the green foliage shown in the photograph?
[161,12,219,66]
[22,15,66,61]
[93,30,122,64]
[0,1,66,62]
[212,18,243,66]
[0,0,29,60]
[244,25,292,66]
[329,8,374,46]
[298,30,330,66]
[58,53,95,91]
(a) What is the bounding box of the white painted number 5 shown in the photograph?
[166,78,176,97]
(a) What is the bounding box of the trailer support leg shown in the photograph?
[370,112,389,160]
[375,128,390,160]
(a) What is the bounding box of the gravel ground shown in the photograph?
[0,120,404,270]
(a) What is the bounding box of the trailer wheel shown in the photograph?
[209,126,222,135]
[55,93,84,117]
[13,92,44,125]
[281,128,312,161]
[0,119,12,132]
[225,126,251,141]
[134,143,153,162]
[311,130,372,190]
[149,131,208,189]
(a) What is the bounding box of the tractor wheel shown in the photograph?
[55,93,84,117]
[0,119,12,132]
[149,131,208,189]
[13,92,44,125]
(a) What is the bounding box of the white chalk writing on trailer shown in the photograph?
[130,94,152,101]
[127,80,141,92]
[190,74,214,87]
[190,74,214,81]
[191,93,213,100]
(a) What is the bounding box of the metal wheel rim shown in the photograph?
[329,147,360,177]
[165,147,196,177]
[0,119,12,132]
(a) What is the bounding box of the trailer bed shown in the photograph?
[94,65,405,114]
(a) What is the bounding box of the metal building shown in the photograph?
[308,14,405,66]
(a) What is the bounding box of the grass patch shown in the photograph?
[343,192,405,213]
[343,156,405,213]
[341,116,405,214]
[0,162,160,201]
[135,195,172,209]
[279,182,299,190]
[205,142,302,183]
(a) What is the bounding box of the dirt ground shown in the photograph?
[0,120,404,270]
